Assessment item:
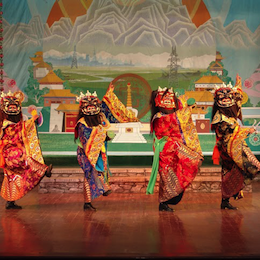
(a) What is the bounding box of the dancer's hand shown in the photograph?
[108,83,114,92]
[249,127,256,134]
[28,105,38,116]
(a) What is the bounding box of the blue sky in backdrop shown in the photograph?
[3,0,55,24]
[204,0,260,32]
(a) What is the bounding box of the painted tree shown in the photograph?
[220,68,233,85]
[54,68,70,89]
[24,66,49,105]
[24,65,69,105]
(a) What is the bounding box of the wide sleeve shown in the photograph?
[23,117,45,165]
[77,122,93,151]
[77,121,107,167]
[176,97,203,157]
[101,87,139,123]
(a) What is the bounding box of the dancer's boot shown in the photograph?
[45,164,53,178]
[103,190,112,196]
[6,201,22,210]
[159,202,174,212]
[221,198,237,210]
[84,202,97,211]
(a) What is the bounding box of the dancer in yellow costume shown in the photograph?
[74,83,139,211]
[211,74,260,210]
[0,91,52,209]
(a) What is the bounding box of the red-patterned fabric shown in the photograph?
[0,120,47,201]
[153,111,203,204]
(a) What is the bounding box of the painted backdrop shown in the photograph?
[1,0,260,157]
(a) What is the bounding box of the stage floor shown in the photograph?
[1,182,260,259]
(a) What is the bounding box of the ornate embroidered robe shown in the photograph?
[0,117,48,201]
[75,88,138,201]
[211,110,260,198]
[149,95,203,204]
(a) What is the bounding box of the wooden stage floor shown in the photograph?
[1,182,260,260]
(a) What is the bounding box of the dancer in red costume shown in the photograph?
[0,91,52,209]
[147,86,204,212]
[74,83,139,211]
[211,74,260,210]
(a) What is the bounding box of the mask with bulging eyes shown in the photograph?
[215,88,235,108]
[80,96,101,116]
[1,92,24,116]
[155,89,176,110]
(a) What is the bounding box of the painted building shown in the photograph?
[30,51,52,80]
[195,75,223,92]
[209,51,225,76]
[56,104,80,132]
[30,51,64,89]
[186,77,217,133]
[42,89,76,107]
[185,90,213,117]
[33,61,52,80]
[39,70,64,90]
[30,51,44,66]
[42,89,77,132]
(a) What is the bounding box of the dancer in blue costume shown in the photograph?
[74,83,138,211]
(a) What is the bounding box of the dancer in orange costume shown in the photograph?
[211,74,260,210]
[147,86,204,212]
[74,83,139,211]
[0,91,52,209]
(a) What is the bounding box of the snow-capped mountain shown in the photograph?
[3,0,259,54]
[3,0,260,90]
